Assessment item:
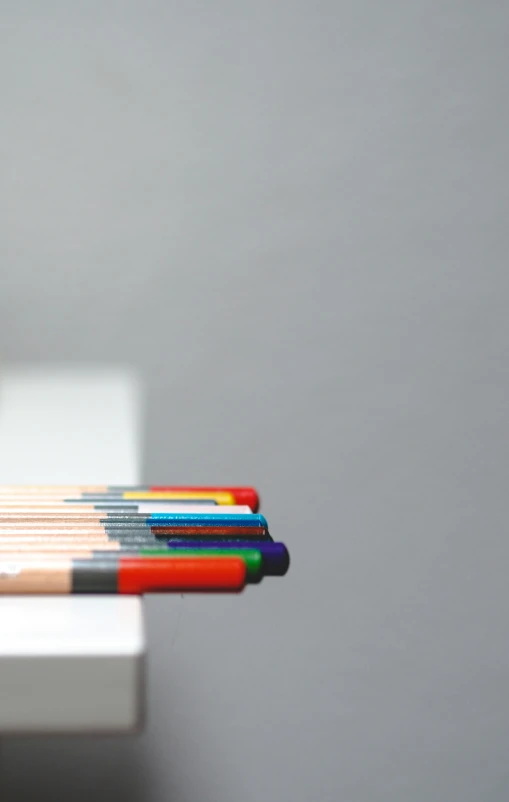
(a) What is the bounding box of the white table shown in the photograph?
[0,367,145,733]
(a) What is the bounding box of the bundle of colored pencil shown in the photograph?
[0,486,289,594]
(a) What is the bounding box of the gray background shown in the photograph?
[1,1,509,799]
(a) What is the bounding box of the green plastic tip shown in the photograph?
[139,547,263,583]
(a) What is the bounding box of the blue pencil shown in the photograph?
[166,540,289,576]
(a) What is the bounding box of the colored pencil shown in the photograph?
[0,513,268,531]
[0,548,264,582]
[152,526,267,537]
[0,527,273,547]
[0,555,247,594]
[0,512,266,527]
[166,541,290,576]
[0,491,237,506]
[0,505,253,518]
[0,529,267,542]
[0,515,258,533]
[0,486,260,511]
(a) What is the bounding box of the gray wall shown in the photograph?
[2,2,509,800]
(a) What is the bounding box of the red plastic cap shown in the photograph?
[118,556,247,594]
[228,488,260,512]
